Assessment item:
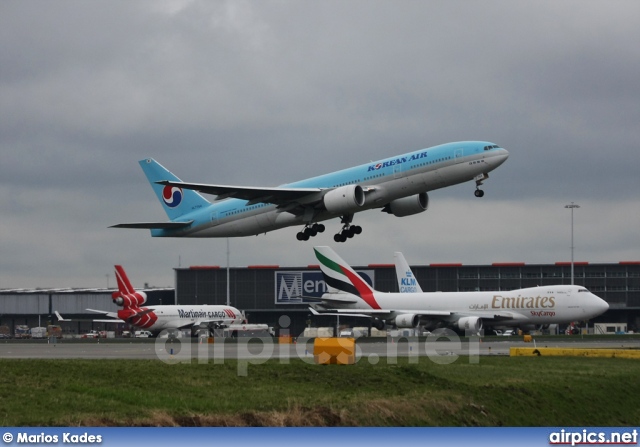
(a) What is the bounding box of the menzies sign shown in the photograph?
[275,270,375,304]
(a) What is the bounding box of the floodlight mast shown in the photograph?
[564,202,580,284]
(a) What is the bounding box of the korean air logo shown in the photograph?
[162,185,183,208]
[372,163,383,170]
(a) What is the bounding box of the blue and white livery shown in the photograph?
[112,141,509,242]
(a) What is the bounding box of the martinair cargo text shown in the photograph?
[112,141,509,242]
[310,247,609,334]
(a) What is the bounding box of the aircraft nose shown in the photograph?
[589,294,609,317]
[596,296,609,313]
[495,148,509,164]
[486,147,509,168]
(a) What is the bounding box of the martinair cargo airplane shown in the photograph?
[58,265,245,336]
[112,141,509,242]
[310,246,609,333]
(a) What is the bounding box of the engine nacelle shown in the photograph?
[384,192,429,217]
[457,316,482,333]
[323,185,365,214]
[395,314,420,328]
[112,291,147,308]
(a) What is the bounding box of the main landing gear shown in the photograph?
[333,214,361,243]
[296,223,325,241]
[333,223,362,243]
[296,215,363,242]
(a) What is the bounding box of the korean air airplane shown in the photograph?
[310,246,609,334]
[112,141,509,242]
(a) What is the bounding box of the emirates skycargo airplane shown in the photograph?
[70,265,244,336]
[310,246,609,333]
[112,141,509,242]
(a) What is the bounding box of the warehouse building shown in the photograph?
[1,261,638,336]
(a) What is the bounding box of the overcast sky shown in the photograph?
[1,1,639,289]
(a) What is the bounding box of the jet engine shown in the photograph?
[395,314,420,328]
[112,290,147,308]
[457,316,482,333]
[323,185,365,214]
[372,318,386,331]
[383,192,428,217]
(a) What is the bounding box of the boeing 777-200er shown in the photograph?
[112,141,509,242]
[309,246,609,334]
[57,265,245,337]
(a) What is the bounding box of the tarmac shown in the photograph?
[1,337,639,362]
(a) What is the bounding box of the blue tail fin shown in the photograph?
[139,158,210,221]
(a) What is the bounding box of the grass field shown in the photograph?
[1,356,638,426]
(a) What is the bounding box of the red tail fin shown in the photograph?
[115,265,135,295]
[113,265,147,308]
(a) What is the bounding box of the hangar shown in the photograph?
[1,261,638,336]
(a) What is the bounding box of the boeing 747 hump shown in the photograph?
[112,141,509,242]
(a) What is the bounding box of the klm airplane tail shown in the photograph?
[394,252,423,293]
[139,158,211,221]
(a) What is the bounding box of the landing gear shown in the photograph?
[296,215,363,243]
[333,214,362,242]
[333,224,362,242]
[474,172,489,197]
[296,223,326,241]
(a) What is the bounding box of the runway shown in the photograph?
[1,337,639,362]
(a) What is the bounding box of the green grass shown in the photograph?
[0,357,638,426]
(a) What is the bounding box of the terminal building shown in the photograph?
[1,261,639,336]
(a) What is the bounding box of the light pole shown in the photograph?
[564,202,580,284]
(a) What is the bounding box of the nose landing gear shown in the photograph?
[474,172,488,197]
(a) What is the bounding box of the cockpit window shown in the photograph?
[578,288,590,293]
[483,145,501,151]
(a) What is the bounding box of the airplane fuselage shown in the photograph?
[323,285,609,326]
[151,142,508,237]
[117,305,244,332]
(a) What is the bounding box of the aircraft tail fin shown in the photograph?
[112,265,147,307]
[114,265,135,295]
[313,246,381,309]
[139,158,211,221]
[394,252,423,293]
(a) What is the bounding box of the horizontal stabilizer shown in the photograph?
[300,295,359,304]
[110,221,193,230]
[309,307,382,318]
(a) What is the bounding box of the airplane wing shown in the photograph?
[55,310,124,324]
[309,307,452,318]
[155,181,323,205]
[109,221,194,230]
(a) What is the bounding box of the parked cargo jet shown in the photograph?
[61,265,244,336]
[111,141,509,242]
[310,246,609,333]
